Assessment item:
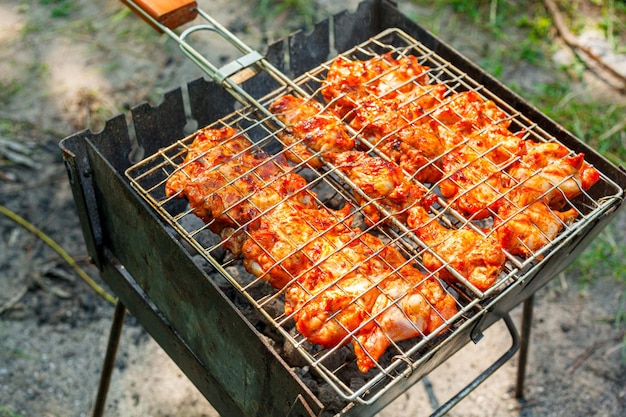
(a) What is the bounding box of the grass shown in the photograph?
[574,229,626,286]
[0,405,26,417]
[256,0,317,29]
[39,0,76,18]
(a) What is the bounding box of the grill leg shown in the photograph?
[92,300,126,417]
[430,313,520,417]
[515,294,534,399]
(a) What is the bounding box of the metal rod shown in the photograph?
[515,294,534,399]
[430,313,520,417]
[92,300,126,417]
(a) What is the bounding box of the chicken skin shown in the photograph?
[507,141,600,209]
[353,241,458,372]
[326,151,437,225]
[243,199,457,366]
[496,187,579,258]
[269,94,355,168]
[321,53,431,119]
[438,142,508,220]
[354,275,457,373]
[243,201,383,348]
[349,96,446,183]
[407,206,505,291]
[432,90,510,133]
[165,126,316,254]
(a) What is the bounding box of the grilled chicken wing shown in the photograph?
[349,96,446,183]
[438,142,508,220]
[353,241,457,373]
[407,206,505,291]
[496,188,579,258]
[326,151,437,225]
[321,53,431,119]
[507,141,600,209]
[432,90,510,133]
[165,126,316,254]
[269,94,355,167]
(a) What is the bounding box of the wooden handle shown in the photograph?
[122,0,198,31]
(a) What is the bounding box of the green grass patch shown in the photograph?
[0,404,26,417]
[39,0,77,18]
[572,229,626,286]
[256,0,317,33]
[527,82,626,166]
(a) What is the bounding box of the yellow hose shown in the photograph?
[0,203,117,305]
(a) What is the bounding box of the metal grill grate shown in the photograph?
[125,28,623,404]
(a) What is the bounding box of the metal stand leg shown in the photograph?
[92,300,126,417]
[430,313,520,417]
[515,294,534,399]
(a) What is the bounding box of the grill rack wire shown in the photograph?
[124,19,624,405]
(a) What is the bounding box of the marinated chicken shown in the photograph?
[507,141,601,209]
[167,126,457,373]
[269,94,355,168]
[407,206,505,291]
[165,126,316,254]
[321,53,431,119]
[431,90,510,133]
[326,151,437,225]
[496,187,580,258]
[269,94,437,224]
[438,142,509,220]
[353,240,458,372]
[320,54,600,258]
[349,96,446,183]
[243,199,456,372]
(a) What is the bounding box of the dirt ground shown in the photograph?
[1,1,625,416]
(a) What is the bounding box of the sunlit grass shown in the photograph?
[528,83,626,166]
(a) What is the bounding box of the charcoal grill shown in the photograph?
[60,1,626,416]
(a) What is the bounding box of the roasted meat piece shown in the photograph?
[438,142,508,220]
[326,151,437,225]
[269,94,355,167]
[506,141,600,209]
[243,199,457,371]
[165,126,316,254]
[432,90,510,133]
[407,206,505,291]
[242,201,355,290]
[268,95,438,223]
[321,53,431,119]
[353,241,458,373]
[349,96,446,183]
[496,195,579,258]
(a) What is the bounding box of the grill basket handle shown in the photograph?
[121,0,301,108]
[121,0,198,31]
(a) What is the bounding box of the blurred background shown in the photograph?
[0,1,624,416]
